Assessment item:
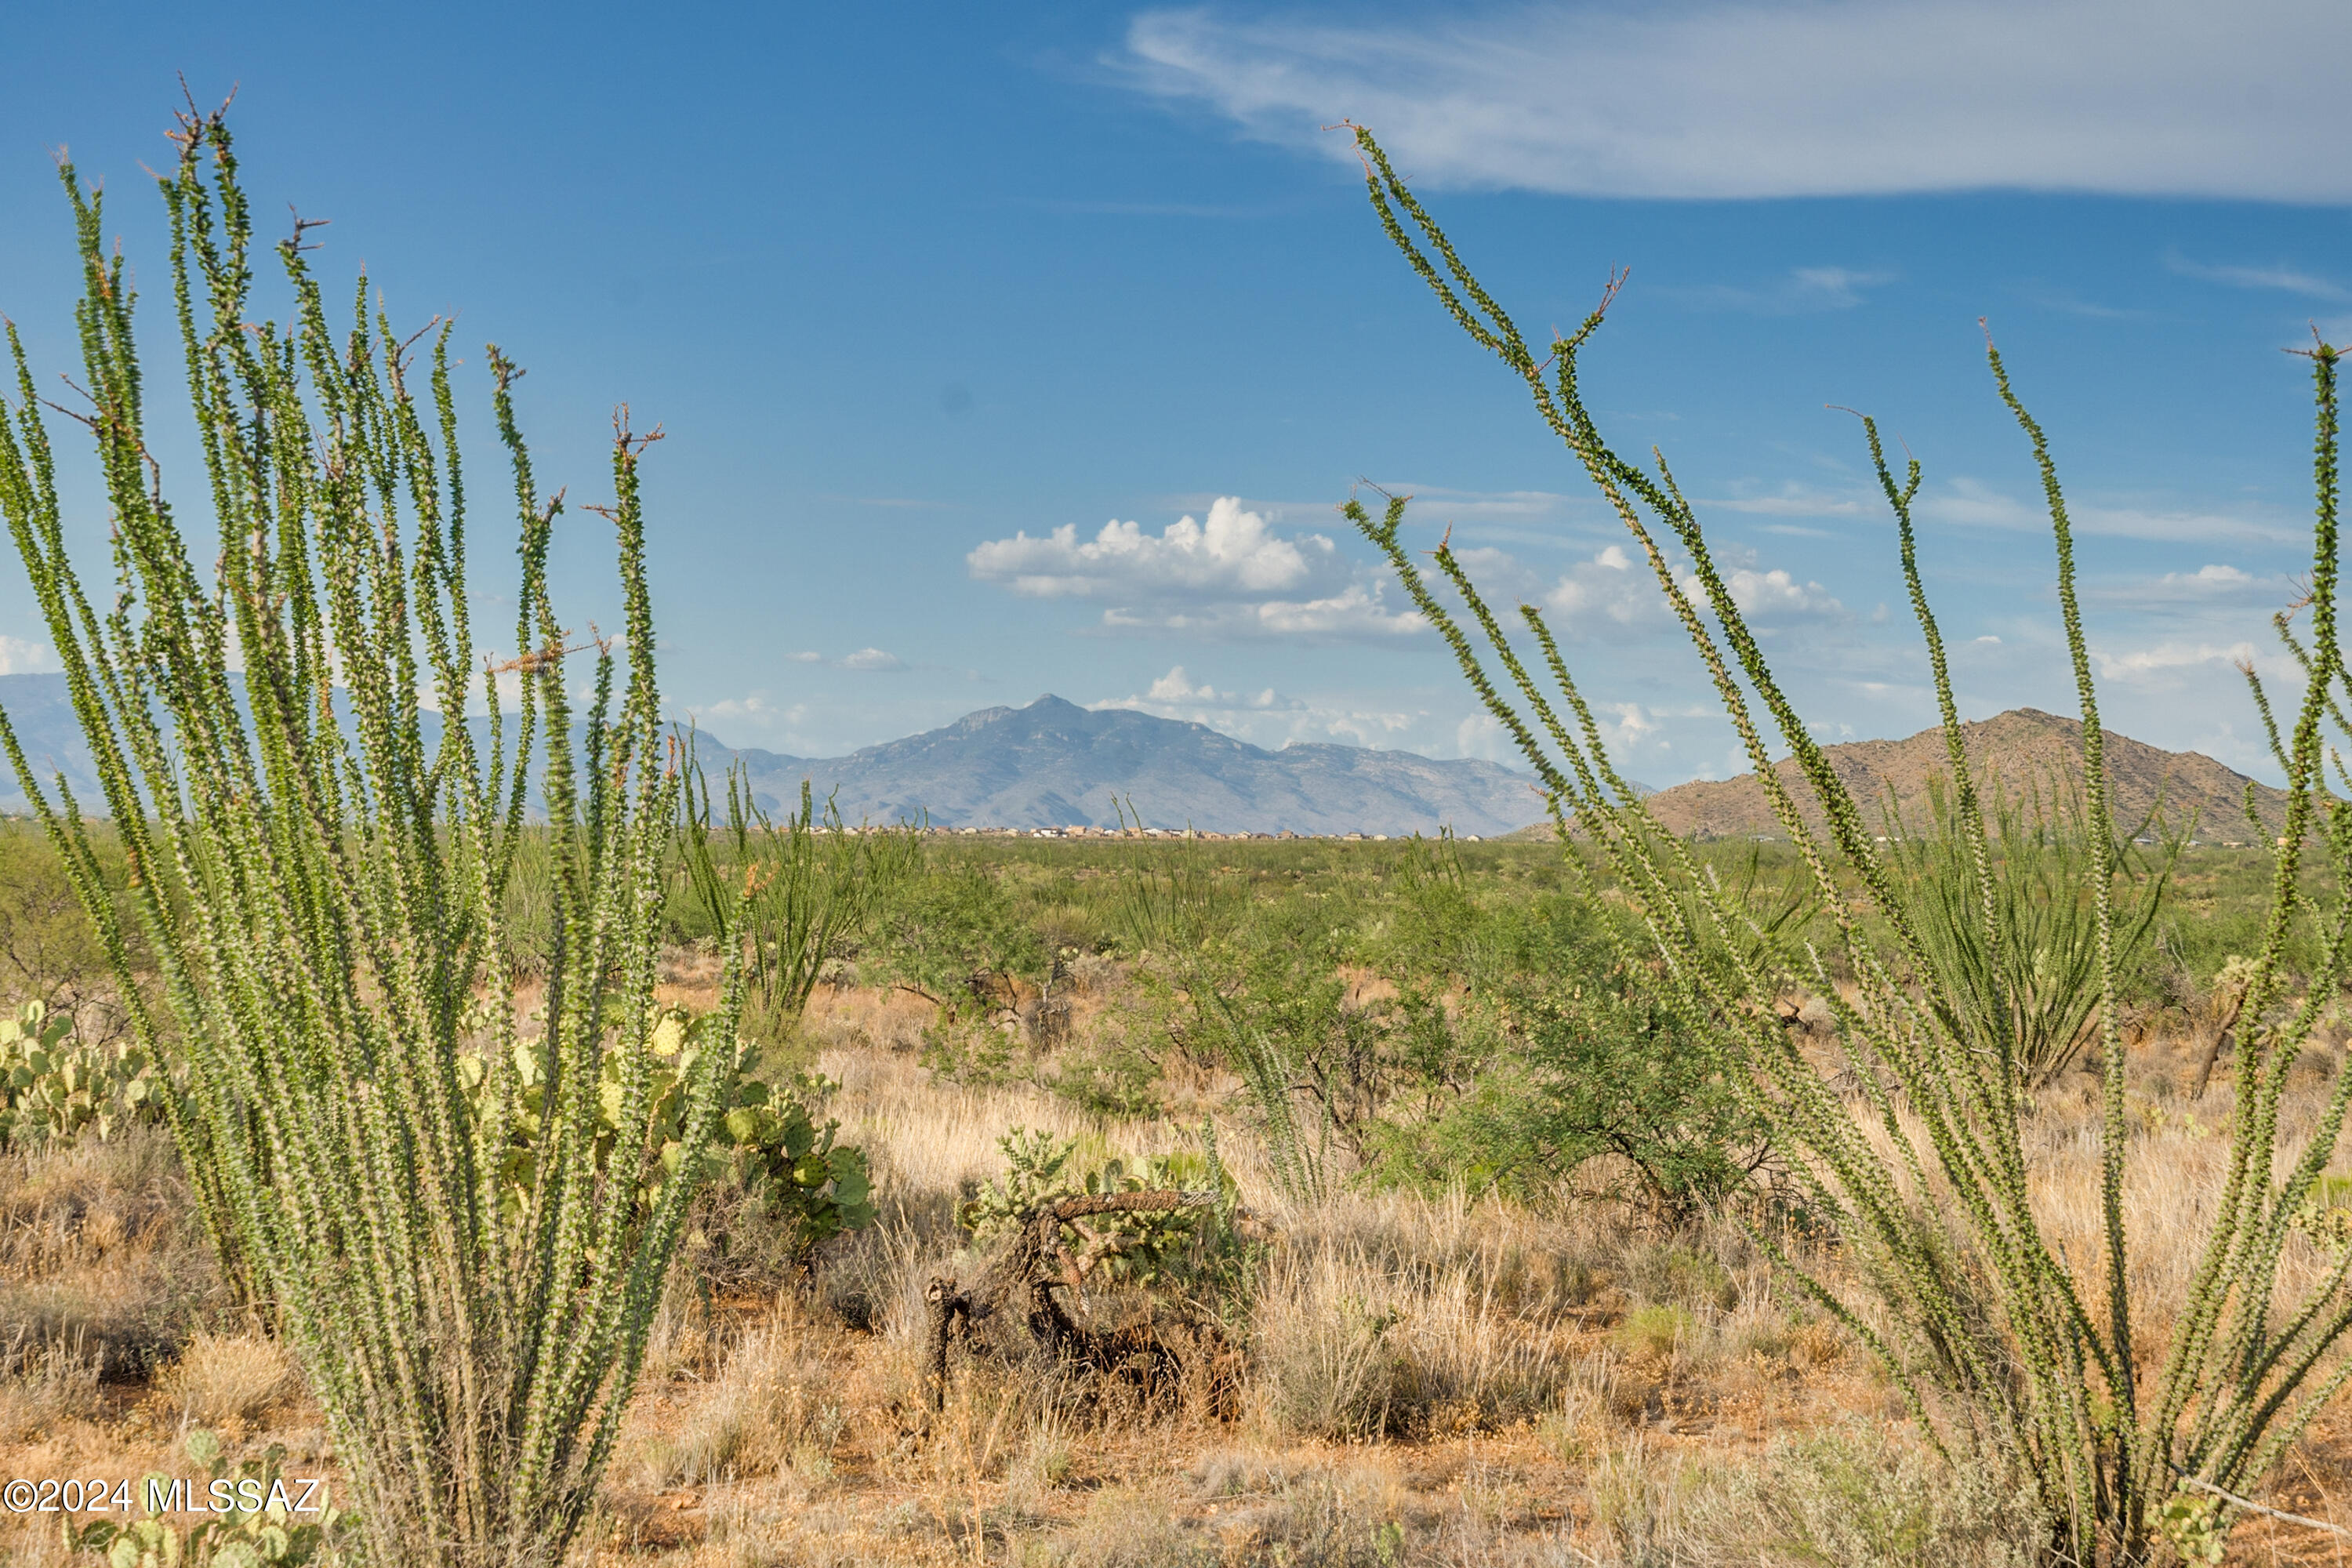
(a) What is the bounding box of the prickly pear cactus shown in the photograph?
[0,1000,162,1147]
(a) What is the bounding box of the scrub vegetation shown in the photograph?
[5,107,2352,1566]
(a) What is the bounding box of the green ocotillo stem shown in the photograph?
[1348,123,2352,1565]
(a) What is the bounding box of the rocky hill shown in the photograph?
[1642,709,2285,842]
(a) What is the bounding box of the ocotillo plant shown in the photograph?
[681,764,922,1044]
[0,105,742,1567]
[1346,125,2352,1565]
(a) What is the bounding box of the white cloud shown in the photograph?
[2168,564,2252,590]
[685,693,810,731]
[1544,546,1668,631]
[2092,640,2261,681]
[0,636,60,677]
[1255,582,1425,637]
[777,648,908,671]
[1726,567,1845,619]
[1537,546,1842,633]
[2092,563,2283,606]
[970,496,1327,599]
[1121,0,2352,201]
[1708,485,1868,519]
[973,495,1425,640]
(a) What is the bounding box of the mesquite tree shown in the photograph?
[1348,125,2352,1564]
[0,105,742,1566]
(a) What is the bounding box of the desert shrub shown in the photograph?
[1348,122,2352,1562]
[1895,784,2174,1087]
[0,105,746,1567]
[1046,1028,1164,1119]
[869,857,1052,998]
[1378,973,1766,1221]
[920,1007,1026,1087]
[0,823,114,1014]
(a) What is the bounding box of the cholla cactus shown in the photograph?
[0,103,741,1567]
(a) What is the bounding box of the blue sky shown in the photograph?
[2,1,2347,786]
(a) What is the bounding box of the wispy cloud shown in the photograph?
[1917,477,2304,544]
[2165,252,2350,301]
[2017,285,2143,319]
[1664,266,1898,314]
[680,692,810,739]
[2091,639,2263,681]
[1093,665,1432,751]
[780,648,909,671]
[1708,484,1869,519]
[2091,563,2288,607]
[1120,0,2352,201]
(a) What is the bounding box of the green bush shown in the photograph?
[1370,893,1765,1218]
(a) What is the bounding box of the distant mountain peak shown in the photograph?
[687,695,1534,836]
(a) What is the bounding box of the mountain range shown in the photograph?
[693,695,1544,836]
[0,677,2281,843]
[0,678,1546,838]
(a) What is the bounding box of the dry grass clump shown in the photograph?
[1044,1486,1215,1568]
[1250,1233,1578,1439]
[820,1044,1180,1224]
[0,1124,221,1377]
[1580,1426,2051,1568]
[641,1314,848,1488]
[152,1329,296,1433]
[1249,1188,1764,1443]
[0,1327,107,1442]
